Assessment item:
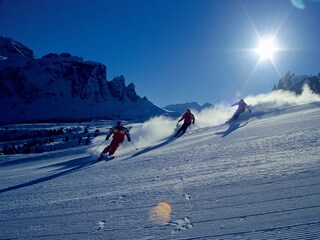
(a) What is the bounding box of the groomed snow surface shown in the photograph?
[1,102,320,240]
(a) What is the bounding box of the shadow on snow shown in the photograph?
[215,121,249,137]
[0,155,97,194]
[126,135,180,159]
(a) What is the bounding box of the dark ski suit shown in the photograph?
[228,99,251,122]
[175,109,195,137]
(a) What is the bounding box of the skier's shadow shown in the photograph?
[215,121,249,137]
[127,137,177,159]
[0,156,97,194]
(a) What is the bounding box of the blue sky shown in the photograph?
[1,0,319,107]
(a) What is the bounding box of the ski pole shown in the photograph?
[129,141,138,150]
[93,140,106,152]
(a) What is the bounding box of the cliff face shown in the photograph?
[0,36,166,124]
[273,71,320,95]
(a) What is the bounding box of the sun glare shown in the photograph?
[255,37,278,60]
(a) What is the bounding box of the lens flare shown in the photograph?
[149,202,172,225]
[255,37,278,60]
[290,0,305,9]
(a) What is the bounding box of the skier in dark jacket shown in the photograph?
[226,99,251,123]
[101,121,131,157]
[174,109,195,137]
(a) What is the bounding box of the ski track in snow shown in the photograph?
[0,103,320,239]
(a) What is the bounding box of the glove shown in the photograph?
[105,136,109,140]
[128,138,131,142]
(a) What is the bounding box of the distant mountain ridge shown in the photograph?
[0,36,167,124]
[273,71,320,94]
[163,102,212,114]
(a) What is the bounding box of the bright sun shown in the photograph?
[255,37,278,60]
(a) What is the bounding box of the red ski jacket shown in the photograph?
[179,111,195,124]
[107,126,130,143]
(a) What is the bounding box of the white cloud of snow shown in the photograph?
[90,85,320,154]
[191,103,231,128]
[129,116,177,148]
[245,84,320,111]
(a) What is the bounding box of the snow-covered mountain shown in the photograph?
[1,95,320,239]
[164,102,212,114]
[0,36,167,124]
[273,71,320,94]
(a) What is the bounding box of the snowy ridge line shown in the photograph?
[198,182,320,203]
[177,221,320,240]
[220,170,320,189]
[194,204,320,224]
[180,163,320,187]
[166,175,320,207]
[183,191,320,215]
[171,177,320,209]
[10,40,31,58]
[169,185,320,211]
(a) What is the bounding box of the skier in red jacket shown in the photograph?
[174,109,195,137]
[100,121,131,157]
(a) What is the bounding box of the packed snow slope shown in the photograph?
[1,100,320,239]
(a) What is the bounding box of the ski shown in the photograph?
[97,155,116,161]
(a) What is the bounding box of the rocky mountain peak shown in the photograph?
[0,36,166,124]
[0,36,35,59]
[273,71,320,94]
